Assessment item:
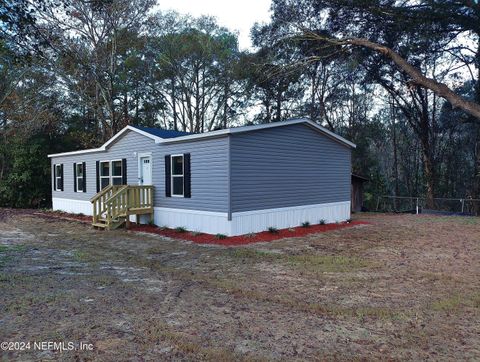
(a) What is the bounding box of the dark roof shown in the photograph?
[351,173,369,182]
[132,125,191,139]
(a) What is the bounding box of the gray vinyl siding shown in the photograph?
[230,123,351,212]
[51,130,229,212]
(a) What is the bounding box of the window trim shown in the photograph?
[55,164,62,191]
[98,159,123,189]
[75,162,84,193]
[171,154,184,197]
[111,159,123,185]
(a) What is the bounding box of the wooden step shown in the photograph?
[92,222,108,228]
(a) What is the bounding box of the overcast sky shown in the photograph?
[154,0,272,50]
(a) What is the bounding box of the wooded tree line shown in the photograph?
[1,0,479,210]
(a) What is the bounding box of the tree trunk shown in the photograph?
[171,78,178,131]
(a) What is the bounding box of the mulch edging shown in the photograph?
[34,210,370,246]
[130,221,371,246]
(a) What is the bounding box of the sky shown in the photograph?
[154,0,272,50]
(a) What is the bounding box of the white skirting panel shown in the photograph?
[52,198,350,236]
[230,201,351,236]
[153,207,230,235]
[52,197,92,216]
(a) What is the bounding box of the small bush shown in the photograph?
[175,226,187,233]
[148,220,156,226]
[215,233,227,239]
[346,218,352,223]
[301,221,310,228]
[267,226,278,233]
[319,219,326,225]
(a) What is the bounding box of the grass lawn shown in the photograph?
[0,209,479,360]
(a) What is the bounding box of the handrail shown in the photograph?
[90,185,114,203]
[91,185,154,229]
[104,185,128,205]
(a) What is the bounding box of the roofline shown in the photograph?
[352,173,369,181]
[161,119,356,148]
[48,125,162,158]
[48,119,356,158]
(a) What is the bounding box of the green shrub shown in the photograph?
[319,219,326,225]
[301,221,310,228]
[267,227,278,233]
[175,226,187,233]
[215,233,227,239]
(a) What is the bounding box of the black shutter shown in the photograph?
[165,155,171,197]
[73,163,77,192]
[59,164,64,191]
[83,162,87,192]
[96,161,100,192]
[122,158,127,185]
[53,164,56,191]
[183,153,191,198]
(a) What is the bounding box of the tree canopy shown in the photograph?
[0,0,479,211]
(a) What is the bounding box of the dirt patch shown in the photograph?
[0,208,479,360]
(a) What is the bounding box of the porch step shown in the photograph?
[92,222,108,228]
[90,185,154,230]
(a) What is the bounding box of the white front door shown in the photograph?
[140,156,152,185]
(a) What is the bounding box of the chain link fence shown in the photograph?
[375,196,480,216]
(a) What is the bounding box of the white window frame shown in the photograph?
[99,159,123,190]
[171,154,184,197]
[55,164,62,191]
[111,159,123,185]
[75,162,84,192]
[99,160,111,190]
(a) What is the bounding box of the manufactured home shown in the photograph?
[48,119,356,236]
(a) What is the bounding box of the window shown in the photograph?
[75,163,84,192]
[111,160,123,185]
[55,164,63,191]
[100,161,110,190]
[171,155,184,196]
[98,160,124,190]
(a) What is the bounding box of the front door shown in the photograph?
[140,156,152,185]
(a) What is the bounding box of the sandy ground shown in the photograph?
[0,209,479,361]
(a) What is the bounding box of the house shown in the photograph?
[48,119,356,236]
[351,174,369,212]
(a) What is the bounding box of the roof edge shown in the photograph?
[48,125,162,158]
[161,119,356,148]
[48,119,356,157]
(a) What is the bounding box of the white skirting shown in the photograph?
[230,201,350,236]
[153,207,230,235]
[52,197,92,216]
[154,201,350,236]
[52,197,350,236]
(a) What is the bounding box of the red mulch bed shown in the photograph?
[35,210,370,246]
[130,221,371,246]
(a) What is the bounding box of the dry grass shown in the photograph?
[0,209,479,360]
